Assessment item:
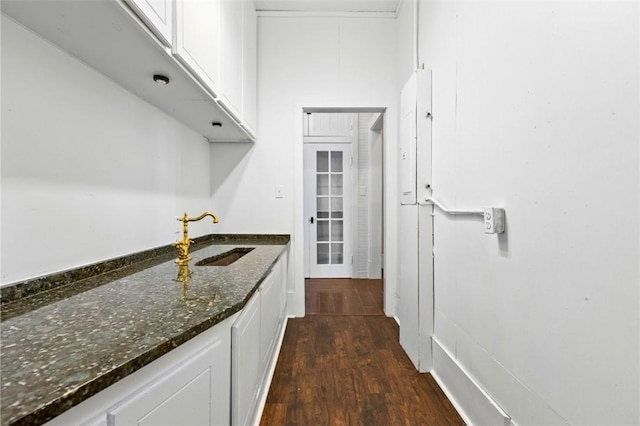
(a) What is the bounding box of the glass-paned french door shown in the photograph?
[304,143,353,278]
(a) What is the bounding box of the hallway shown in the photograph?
[260,280,464,425]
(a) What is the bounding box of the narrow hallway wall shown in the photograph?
[420,1,639,424]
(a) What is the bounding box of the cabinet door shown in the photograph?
[218,0,243,121]
[231,293,261,426]
[241,0,257,137]
[259,271,281,370]
[173,0,220,97]
[125,0,173,47]
[108,339,228,426]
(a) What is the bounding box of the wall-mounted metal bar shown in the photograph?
[424,197,484,216]
[424,196,506,234]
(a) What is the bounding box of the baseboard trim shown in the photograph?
[432,338,511,426]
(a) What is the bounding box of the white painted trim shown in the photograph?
[256,11,397,19]
[394,0,405,18]
[368,112,383,131]
[303,107,386,114]
[294,103,394,318]
[252,316,288,426]
[293,102,307,318]
[431,370,475,426]
[431,338,511,426]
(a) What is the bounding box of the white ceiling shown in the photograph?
[253,0,402,14]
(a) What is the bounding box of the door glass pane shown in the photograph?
[331,197,343,218]
[317,151,329,172]
[331,220,343,241]
[331,151,343,172]
[330,174,343,195]
[317,220,329,241]
[317,197,329,218]
[331,243,343,264]
[317,243,329,264]
[317,197,329,211]
[317,174,329,195]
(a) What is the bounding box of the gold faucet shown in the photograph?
[174,211,219,265]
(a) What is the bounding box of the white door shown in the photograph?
[304,143,353,278]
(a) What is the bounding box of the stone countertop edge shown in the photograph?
[0,235,290,426]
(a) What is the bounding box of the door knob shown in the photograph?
[309,217,314,224]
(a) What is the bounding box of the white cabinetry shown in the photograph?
[241,0,258,137]
[108,341,227,425]
[398,69,434,373]
[399,69,432,205]
[173,0,221,97]
[45,314,237,426]
[232,254,288,426]
[41,250,289,426]
[231,293,262,426]
[1,0,256,142]
[219,0,244,121]
[260,270,281,370]
[124,0,173,47]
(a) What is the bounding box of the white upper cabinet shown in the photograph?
[124,0,173,47]
[241,0,258,137]
[219,0,244,122]
[1,0,257,142]
[173,0,221,97]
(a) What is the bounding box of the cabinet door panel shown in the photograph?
[260,271,280,369]
[219,0,243,121]
[125,0,173,47]
[231,294,261,426]
[138,370,210,426]
[241,0,257,137]
[173,0,220,96]
[108,340,225,425]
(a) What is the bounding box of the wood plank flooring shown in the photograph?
[261,315,464,425]
[305,278,384,316]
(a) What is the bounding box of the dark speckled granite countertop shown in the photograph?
[0,235,289,426]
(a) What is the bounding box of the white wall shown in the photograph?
[210,16,399,316]
[1,16,213,285]
[396,0,416,89]
[420,1,639,424]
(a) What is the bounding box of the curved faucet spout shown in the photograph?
[174,211,220,265]
[186,211,219,224]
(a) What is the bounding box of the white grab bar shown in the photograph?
[424,196,506,233]
[424,197,484,216]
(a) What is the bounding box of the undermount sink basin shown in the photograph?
[195,248,255,266]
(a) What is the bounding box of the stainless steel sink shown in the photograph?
[195,248,255,266]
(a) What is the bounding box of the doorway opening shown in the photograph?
[302,110,385,313]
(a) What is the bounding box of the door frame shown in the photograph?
[293,106,389,318]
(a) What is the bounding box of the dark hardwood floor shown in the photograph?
[305,278,384,316]
[261,279,464,425]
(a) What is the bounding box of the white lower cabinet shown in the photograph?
[232,255,288,426]
[231,293,262,426]
[45,314,237,426]
[107,341,226,425]
[260,268,281,370]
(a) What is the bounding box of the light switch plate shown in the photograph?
[275,185,284,199]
